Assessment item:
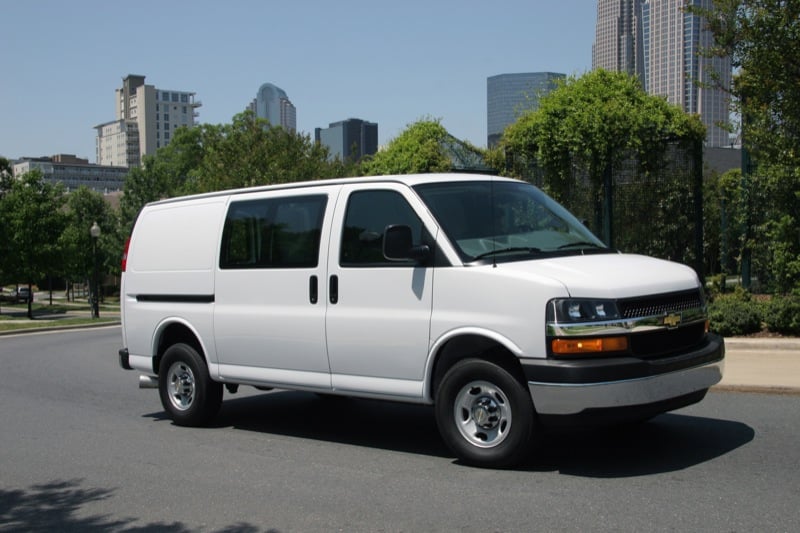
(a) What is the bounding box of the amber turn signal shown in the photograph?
[551,336,628,355]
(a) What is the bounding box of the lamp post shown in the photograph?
[90,222,101,318]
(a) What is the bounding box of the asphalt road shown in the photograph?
[1,327,798,532]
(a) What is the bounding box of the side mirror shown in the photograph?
[383,225,430,263]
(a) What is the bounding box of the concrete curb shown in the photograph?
[715,336,800,394]
[0,321,120,336]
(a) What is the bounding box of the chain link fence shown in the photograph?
[515,142,704,278]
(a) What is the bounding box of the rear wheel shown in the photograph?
[158,343,222,426]
[435,358,536,467]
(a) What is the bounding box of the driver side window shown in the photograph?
[340,190,422,267]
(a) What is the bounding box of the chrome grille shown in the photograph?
[618,289,704,319]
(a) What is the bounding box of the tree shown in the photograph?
[689,0,800,292]
[689,0,800,167]
[361,119,456,175]
[120,112,343,230]
[498,70,705,254]
[0,170,66,318]
[0,157,12,197]
[119,125,203,233]
[189,112,338,192]
[60,187,116,300]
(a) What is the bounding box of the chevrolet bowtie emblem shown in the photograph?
[663,313,682,328]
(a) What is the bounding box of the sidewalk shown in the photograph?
[715,337,800,394]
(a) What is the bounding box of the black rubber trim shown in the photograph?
[118,348,132,371]
[136,294,215,303]
[521,333,724,385]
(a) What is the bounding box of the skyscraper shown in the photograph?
[247,83,297,132]
[592,0,644,80]
[95,74,201,167]
[593,0,732,147]
[315,118,378,161]
[486,72,565,147]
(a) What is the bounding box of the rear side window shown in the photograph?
[340,190,422,267]
[220,195,327,269]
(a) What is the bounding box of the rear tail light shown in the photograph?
[121,237,131,272]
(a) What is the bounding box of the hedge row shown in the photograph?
[707,292,800,337]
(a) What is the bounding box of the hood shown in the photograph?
[498,253,701,299]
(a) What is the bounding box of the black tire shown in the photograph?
[435,358,536,468]
[158,343,222,426]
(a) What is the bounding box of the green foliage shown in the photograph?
[501,70,704,195]
[499,70,704,263]
[707,290,763,337]
[59,187,118,283]
[690,0,800,169]
[691,0,800,294]
[362,119,453,175]
[763,295,800,336]
[120,112,346,231]
[0,170,67,317]
[0,157,12,196]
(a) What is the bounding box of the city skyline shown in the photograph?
[0,1,597,163]
[593,0,732,147]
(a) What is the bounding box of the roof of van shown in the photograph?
[144,173,522,207]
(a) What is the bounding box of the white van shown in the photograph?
[119,173,724,467]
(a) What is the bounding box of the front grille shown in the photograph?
[630,322,707,358]
[618,289,704,319]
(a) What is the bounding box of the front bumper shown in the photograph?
[522,334,724,417]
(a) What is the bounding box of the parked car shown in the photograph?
[0,288,19,304]
[17,287,33,303]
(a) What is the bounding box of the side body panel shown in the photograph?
[121,197,227,370]
[212,186,340,389]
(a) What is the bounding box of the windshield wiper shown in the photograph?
[557,241,606,250]
[473,247,543,260]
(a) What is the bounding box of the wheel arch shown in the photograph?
[424,329,527,403]
[151,319,208,375]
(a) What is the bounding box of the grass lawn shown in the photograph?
[0,299,119,333]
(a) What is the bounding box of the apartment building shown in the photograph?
[95,74,201,168]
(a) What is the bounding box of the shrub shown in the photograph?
[763,296,800,336]
[708,292,763,337]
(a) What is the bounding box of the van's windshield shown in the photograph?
[414,180,612,263]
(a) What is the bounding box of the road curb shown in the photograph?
[712,384,800,395]
[0,321,120,336]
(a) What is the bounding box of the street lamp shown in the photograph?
[90,221,101,318]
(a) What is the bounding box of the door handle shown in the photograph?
[329,275,338,304]
[309,275,318,304]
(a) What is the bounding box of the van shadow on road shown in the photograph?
[148,390,755,475]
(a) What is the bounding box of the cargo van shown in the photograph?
[119,173,724,467]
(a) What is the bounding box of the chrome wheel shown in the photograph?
[453,380,512,448]
[166,361,196,411]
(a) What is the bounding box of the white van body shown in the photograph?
[119,173,724,467]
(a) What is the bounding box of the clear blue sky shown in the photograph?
[0,0,597,163]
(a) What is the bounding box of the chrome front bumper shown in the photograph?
[528,357,724,415]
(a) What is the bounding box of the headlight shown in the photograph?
[547,298,621,323]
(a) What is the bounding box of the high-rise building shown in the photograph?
[592,0,644,80]
[95,74,201,167]
[315,118,378,161]
[593,0,732,147]
[247,83,296,132]
[486,72,565,147]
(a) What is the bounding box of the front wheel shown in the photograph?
[435,359,536,468]
[158,343,222,426]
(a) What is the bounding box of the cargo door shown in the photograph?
[213,187,338,390]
